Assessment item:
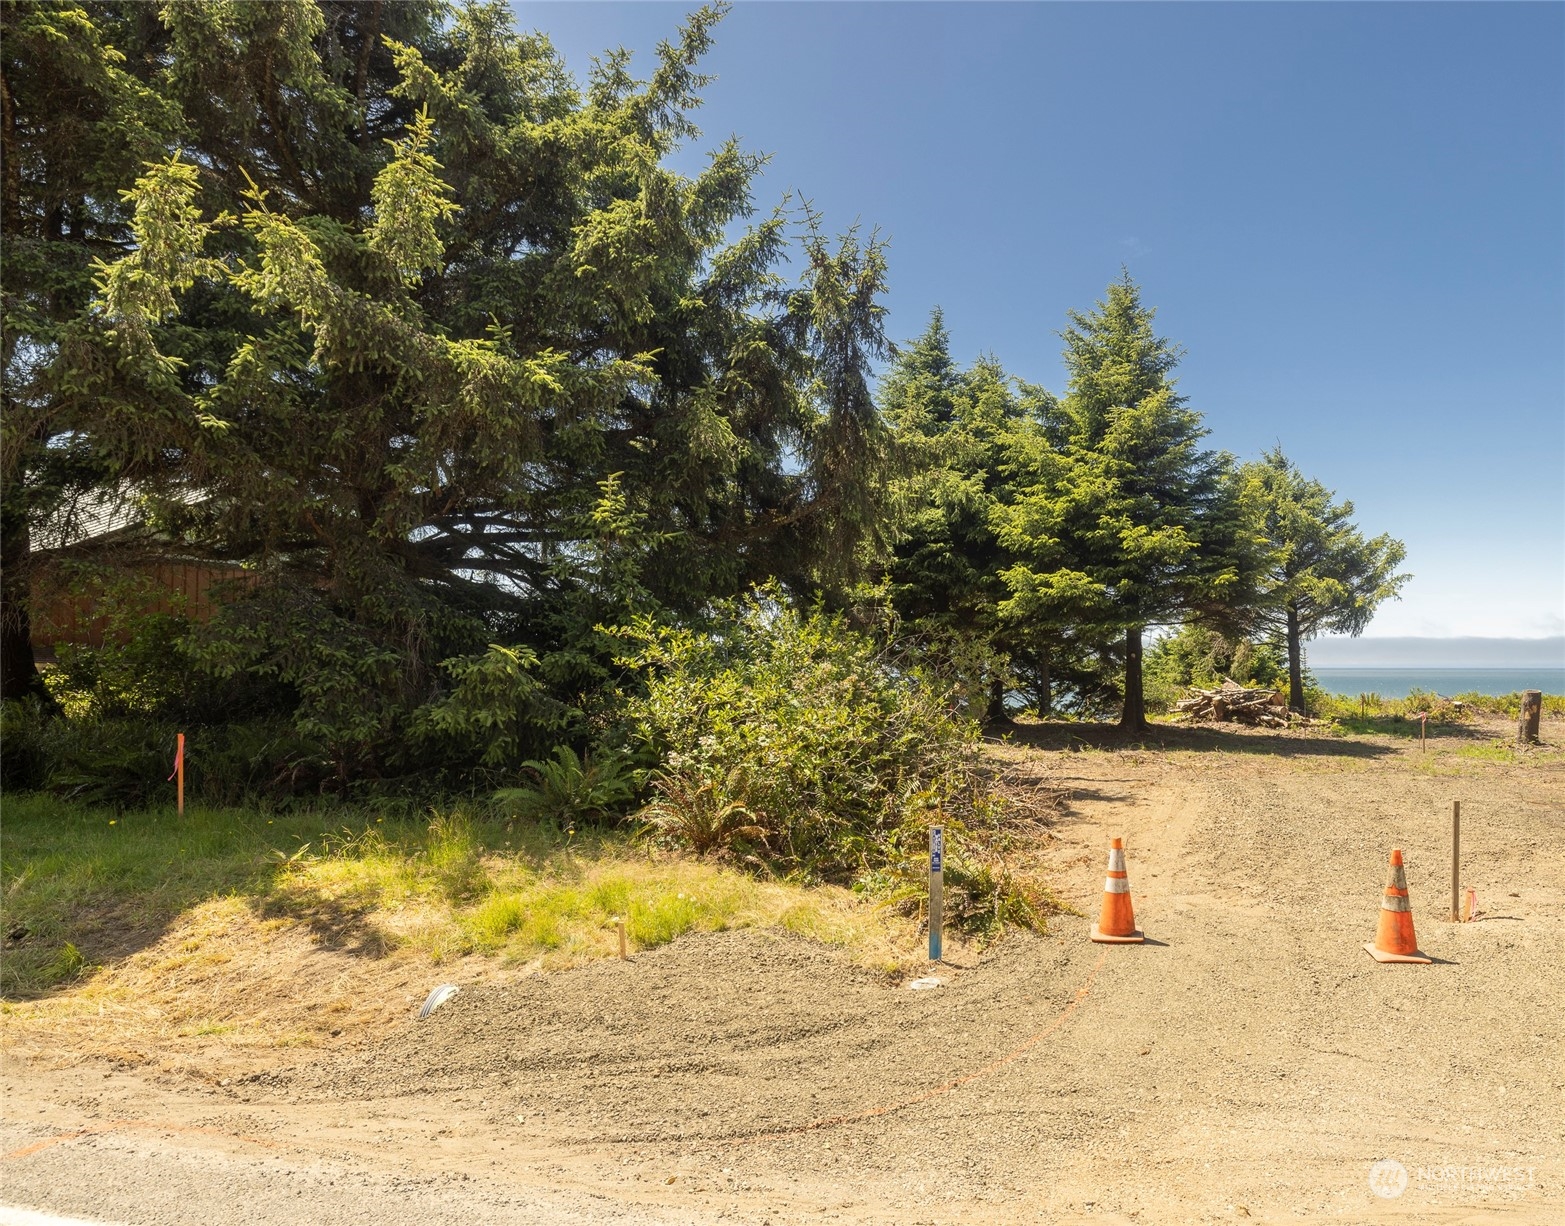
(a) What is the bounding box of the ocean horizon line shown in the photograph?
[1310,666,1564,699]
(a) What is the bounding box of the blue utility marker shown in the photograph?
[929,825,944,961]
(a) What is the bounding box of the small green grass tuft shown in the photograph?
[456,862,813,961]
[1455,741,1519,764]
[45,942,89,986]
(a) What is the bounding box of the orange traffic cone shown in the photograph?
[1090,837,1144,944]
[1364,848,1431,964]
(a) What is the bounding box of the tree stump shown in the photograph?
[1518,690,1543,745]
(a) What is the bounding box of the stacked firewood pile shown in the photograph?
[1174,679,1292,727]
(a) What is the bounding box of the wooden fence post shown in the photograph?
[1518,690,1542,745]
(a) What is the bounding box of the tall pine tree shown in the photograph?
[1,0,179,700]
[880,309,1057,719]
[1236,447,1408,713]
[997,273,1247,730]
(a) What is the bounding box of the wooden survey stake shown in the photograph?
[169,733,185,815]
[1450,800,1460,922]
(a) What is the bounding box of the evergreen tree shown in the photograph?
[1236,447,1409,713]
[880,310,1057,719]
[997,273,1246,730]
[7,1,893,769]
[1,0,179,700]
[1144,622,1284,694]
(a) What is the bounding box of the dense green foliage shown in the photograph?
[3,4,1414,932]
[609,588,1060,929]
[4,1,889,749]
[494,744,644,827]
[993,274,1258,729]
[1,0,181,701]
[1308,687,1565,725]
[878,310,1057,718]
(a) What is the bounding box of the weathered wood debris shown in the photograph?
[1174,678,1292,727]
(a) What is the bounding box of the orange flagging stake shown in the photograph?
[1090,837,1144,944]
[1364,848,1431,964]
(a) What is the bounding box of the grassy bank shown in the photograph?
[1309,687,1565,720]
[0,797,911,1033]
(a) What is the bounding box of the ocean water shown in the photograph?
[1311,669,1565,699]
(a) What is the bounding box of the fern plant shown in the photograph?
[640,768,767,856]
[493,745,642,826]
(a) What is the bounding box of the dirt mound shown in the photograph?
[265,926,1096,1151]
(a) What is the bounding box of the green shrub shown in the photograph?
[0,698,52,791]
[2,712,333,810]
[613,590,1065,935]
[618,588,977,877]
[1310,686,1565,725]
[35,566,206,722]
[1309,686,1485,727]
[412,643,574,768]
[43,719,177,809]
[1401,688,1469,723]
[1447,690,1565,719]
[856,814,1059,941]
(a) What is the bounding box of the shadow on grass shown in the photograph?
[988,720,1399,760]
[0,797,594,1002]
[252,891,395,959]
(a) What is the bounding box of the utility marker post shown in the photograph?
[1450,800,1461,923]
[929,825,944,962]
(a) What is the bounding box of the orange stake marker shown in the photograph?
[169,733,185,815]
[1090,837,1145,944]
[1364,848,1431,963]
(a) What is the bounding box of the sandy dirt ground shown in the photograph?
[3,716,1562,1224]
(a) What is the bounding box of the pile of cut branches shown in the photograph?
[987,764,1071,828]
[1174,679,1292,727]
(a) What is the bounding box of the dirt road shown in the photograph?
[4,719,1561,1223]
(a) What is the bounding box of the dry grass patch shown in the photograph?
[1,798,918,1067]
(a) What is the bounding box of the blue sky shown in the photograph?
[516,1,1564,642]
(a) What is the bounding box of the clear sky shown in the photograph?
[516,1,1565,641]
